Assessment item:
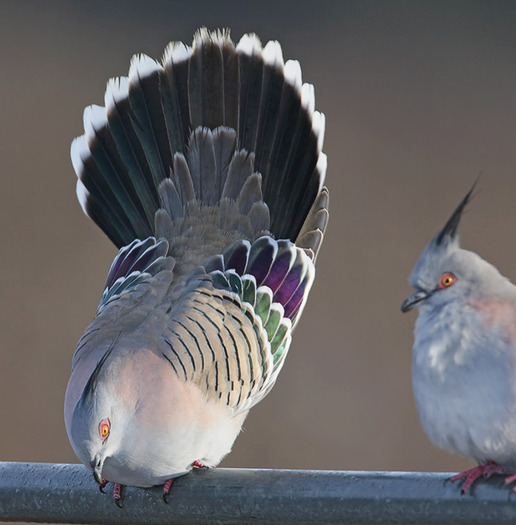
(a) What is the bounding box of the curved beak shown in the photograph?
[90,455,104,485]
[401,289,430,313]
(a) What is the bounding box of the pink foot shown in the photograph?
[98,479,109,493]
[113,483,123,508]
[163,478,174,503]
[97,479,124,507]
[449,461,502,494]
[192,460,205,469]
[504,472,516,492]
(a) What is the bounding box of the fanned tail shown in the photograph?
[71,28,328,274]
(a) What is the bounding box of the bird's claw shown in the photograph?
[449,461,502,494]
[97,479,124,507]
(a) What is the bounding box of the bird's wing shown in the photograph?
[158,236,314,415]
[73,234,313,416]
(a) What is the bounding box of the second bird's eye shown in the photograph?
[438,272,456,289]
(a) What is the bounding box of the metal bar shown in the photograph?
[1,462,516,524]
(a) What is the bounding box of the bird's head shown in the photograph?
[401,182,507,314]
[70,397,123,484]
[65,348,129,485]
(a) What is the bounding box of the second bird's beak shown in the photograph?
[401,290,429,312]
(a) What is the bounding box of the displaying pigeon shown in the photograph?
[64,28,328,502]
[402,183,516,494]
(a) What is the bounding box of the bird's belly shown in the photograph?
[102,411,247,487]
[413,343,516,466]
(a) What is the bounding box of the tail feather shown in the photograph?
[221,150,254,201]
[171,153,195,203]
[161,42,192,155]
[72,134,148,246]
[221,37,239,130]
[104,77,160,226]
[235,33,264,154]
[247,200,270,235]
[158,179,183,220]
[211,127,237,198]
[236,173,263,215]
[188,30,226,130]
[84,105,155,238]
[253,42,287,174]
[73,28,329,270]
[127,55,170,186]
[261,62,319,239]
[187,128,217,204]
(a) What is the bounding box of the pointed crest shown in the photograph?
[435,179,478,247]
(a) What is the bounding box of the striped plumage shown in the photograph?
[64,29,328,490]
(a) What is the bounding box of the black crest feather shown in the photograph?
[435,179,478,246]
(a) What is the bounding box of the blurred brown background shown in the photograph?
[1,0,516,477]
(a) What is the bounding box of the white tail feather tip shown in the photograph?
[194,27,229,47]
[262,40,284,67]
[312,111,326,151]
[70,136,89,176]
[236,33,262,56]
[301,83,315,114]
[129,54,163,83]
[83,105,107,138]
[284,60,302,90]
[162,41,192,66]
[105,77,129,109]
[315,153,328,186]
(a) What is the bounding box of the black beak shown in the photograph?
[401,289,430,312]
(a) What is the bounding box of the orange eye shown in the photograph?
[98,418,110,441]
[438,272,456,289]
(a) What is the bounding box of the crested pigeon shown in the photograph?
[64,28,329,501]
[402,183,516,494]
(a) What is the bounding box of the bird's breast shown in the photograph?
[412,305,516,462]
[102,348,247,487]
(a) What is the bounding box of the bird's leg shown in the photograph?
[449,461,503,494]
[113,483,123,508]
[162,478,174,503]
[162,461,206,503]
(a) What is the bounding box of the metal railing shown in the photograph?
[1,462,515,524]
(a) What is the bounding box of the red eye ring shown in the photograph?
[438,272,456,289]
[98,418,110,441]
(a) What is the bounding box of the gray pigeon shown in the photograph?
[402,183,516,494]
[64,29,328,502]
